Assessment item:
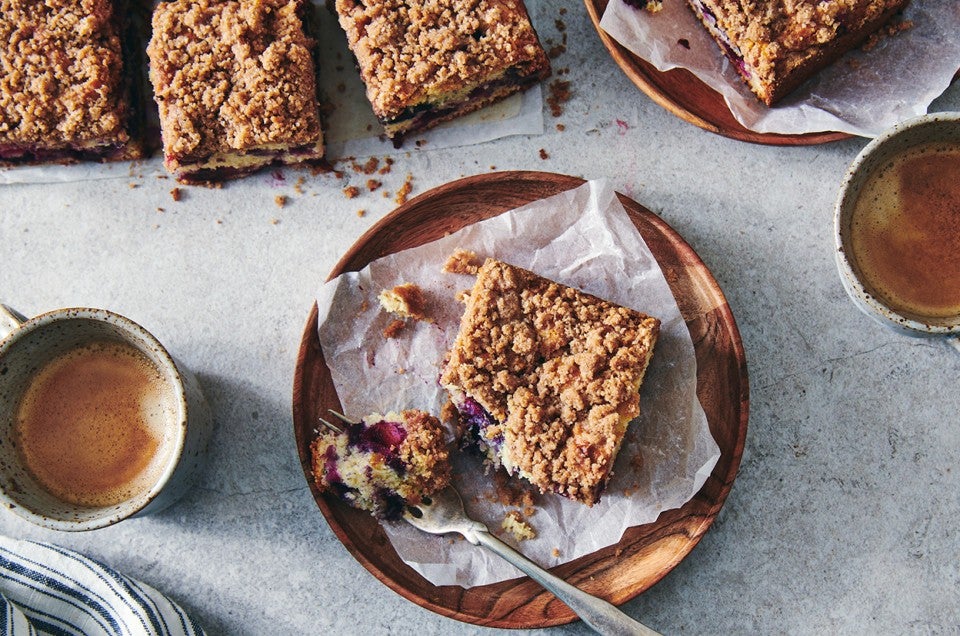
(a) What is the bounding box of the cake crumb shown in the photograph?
[395,174,414,204]
[547,80,571,117]
[367,179,382,192]
[383,319,405,339]
[539,148,549,160]
[556,123,566,132]
[378,157,394,175]
[294,177,305,194]
[440,399,459,429]
[356,209,366,217]
[379,283,430,321]
[443,248,481,275]
[343,186,360,199]
[552,548,561,558]
[170,187,183,202]
[274,195,287,208]
[502,511,536,541]
[270,218,280,225]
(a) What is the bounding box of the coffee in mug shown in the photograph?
[14,340,179,508]
[847,141,960,322]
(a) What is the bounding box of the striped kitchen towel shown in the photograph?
[0,537,204,636]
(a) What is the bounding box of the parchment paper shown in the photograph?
[600,0,960,137]
[315,179,720,587]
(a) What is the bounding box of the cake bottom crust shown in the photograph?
[168,143,325,185]
[0,138,144,168]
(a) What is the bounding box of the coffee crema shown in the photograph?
[849,141,960,321]
[14,340,177,508]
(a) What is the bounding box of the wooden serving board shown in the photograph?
[583,0,851,145]
[292,171,749,628]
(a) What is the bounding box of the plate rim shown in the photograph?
[292,170,750,627]
[583,0,852,146]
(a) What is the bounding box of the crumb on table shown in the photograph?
[378,282,430,321]
[502,510,536,541]
[443,248,481,275]
[383,319,405,339]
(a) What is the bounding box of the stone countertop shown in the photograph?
[1,1,958,634]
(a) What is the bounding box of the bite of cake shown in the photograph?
[332,0,551,146]
[147,0,325,184]
[311,409,451,520]
[0,0,144,165]
[440,258,660,506]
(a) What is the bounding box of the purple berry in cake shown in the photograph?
[310,409,451,519]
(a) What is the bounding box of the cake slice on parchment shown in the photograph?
[147,0,324,184]
[332,0,551,147]
[0,0,144,165]
[441,258,660,506]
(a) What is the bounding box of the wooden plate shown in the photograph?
[292,171,749,628]
[584,0,851,145]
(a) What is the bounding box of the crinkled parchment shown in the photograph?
[600,0,960,137]
[315,179,720,587]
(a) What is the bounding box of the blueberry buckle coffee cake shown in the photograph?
[688,0,910,105]
[441,259,660,506]
[332,0,551,147]
[311,410,451,519]
[147,0,325,184]
[0,0,144,165]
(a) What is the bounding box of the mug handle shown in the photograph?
[0,304,27,340]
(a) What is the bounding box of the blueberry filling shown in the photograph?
[375,488,407,521]
[458,398,503,450]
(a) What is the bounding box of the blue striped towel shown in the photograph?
[0,537,204,636]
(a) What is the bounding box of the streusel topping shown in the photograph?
[716,0,905,78]
[442,259,659,504]
[148,0,323,159]
[0,0,127,145]
[334,0,548,118]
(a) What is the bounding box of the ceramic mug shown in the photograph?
[834,112,960,353]
[0,305,213,531]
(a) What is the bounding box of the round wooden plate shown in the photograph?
[292,171,749,628]
[584,0,851,145]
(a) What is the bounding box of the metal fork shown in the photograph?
[404,486,661,636]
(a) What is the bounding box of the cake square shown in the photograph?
[0,0,143,165]
[147,0,325,184]
[687,0,910,105]
[440,259,660,506]
[333,0,551,146]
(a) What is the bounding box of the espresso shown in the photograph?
[14,340,177,507]
[850,141,960,321]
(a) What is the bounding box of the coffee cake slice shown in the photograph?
[147,0,324,184]
[441,259,660,506]
[687,0,909,105]
[0,0,144,165]
[333,0,551,147]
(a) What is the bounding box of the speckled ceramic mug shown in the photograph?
[834,112,960,353]
[0,305,213,531]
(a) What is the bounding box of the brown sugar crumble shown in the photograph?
[501,510,536,541]
[274,195,287,208]
[343,185,360,199]
[366,179,382,192]
[443,248,481,275]
[170,187,183,202]
[395,174,414,204]
[539,148,549,160]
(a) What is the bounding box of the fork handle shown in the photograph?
[474,531,661,636]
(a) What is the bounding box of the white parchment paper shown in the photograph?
[315,179,720,587]
[600,0,960,137]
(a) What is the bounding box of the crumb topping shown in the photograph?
[147,0,323,160]
[333,0,550,118]
[695,0,908,99]
[0,0,129,146]
[443,248,482,275]
[441,259,660,505]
